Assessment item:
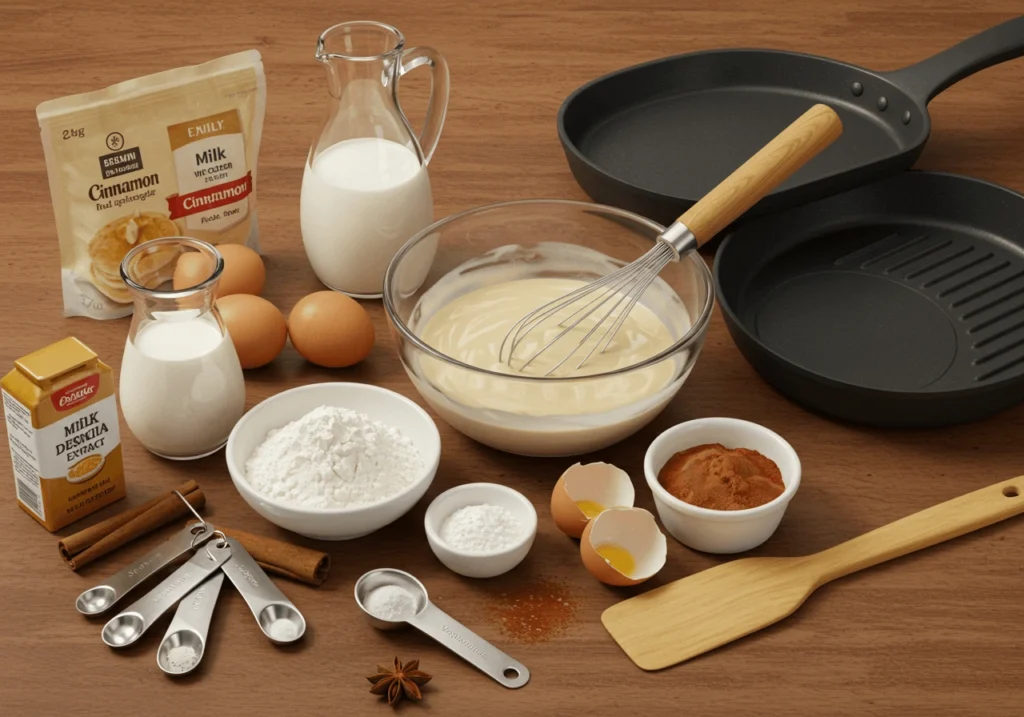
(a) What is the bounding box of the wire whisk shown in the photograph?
[499,104,843,375]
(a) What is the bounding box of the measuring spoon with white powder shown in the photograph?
[220,538,307,644]
[76,522,218,615]
[354,568,530,688]
[102,540,232,648]
[156,572,224,676]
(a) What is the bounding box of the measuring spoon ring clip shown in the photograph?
[188,522,213,549]
[204,530,229,559]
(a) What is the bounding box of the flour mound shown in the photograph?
[244,405,424,509]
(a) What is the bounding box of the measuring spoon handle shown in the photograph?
[408,603,530,688]
[101,542,232,648]
[76,522,215,615]
[156,572,225,676]
[166,571,225,638]
[219,538,306,643]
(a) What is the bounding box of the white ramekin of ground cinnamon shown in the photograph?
[643,418,801,553]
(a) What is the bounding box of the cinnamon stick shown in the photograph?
[58,480,199,560]
[60,482,205,570]
[221,525,330,586]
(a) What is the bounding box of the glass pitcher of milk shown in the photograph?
[119,237,245,460]
[300,21,449,298]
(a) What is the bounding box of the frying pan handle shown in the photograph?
[674,104,842,246]
[884,15,1024,103]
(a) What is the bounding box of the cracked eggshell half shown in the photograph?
[580,507,667,586]
[550,462,635,539]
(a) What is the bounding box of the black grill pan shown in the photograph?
[714,171,1024,427]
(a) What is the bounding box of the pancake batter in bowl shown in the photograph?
[418,277,678,418]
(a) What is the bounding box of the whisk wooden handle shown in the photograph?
[678,103,843,245]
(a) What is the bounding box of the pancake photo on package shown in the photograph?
[87,211,181,303]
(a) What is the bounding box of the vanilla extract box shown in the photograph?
[2,337,125,531]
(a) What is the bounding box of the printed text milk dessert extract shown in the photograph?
[2,338,126,531]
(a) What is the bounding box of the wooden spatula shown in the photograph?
[602,476,1023,670]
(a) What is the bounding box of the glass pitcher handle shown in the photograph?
[399,46,450,165]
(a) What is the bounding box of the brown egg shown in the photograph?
[550,462,635,539]
[217,294,287,369]
[172,251,215,290]
[580,507,667,586]
[216,243,266,296]
[288,291,375,368]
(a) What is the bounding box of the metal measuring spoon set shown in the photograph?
[76,497,307,677]
[355,568,530,689]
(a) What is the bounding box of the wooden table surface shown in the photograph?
[2,1,1023,715]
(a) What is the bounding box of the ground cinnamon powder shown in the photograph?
[658,443,784,511]
[487,579,578,643]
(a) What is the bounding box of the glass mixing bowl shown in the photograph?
[383,199,714,457]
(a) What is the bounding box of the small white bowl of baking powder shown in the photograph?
[226,383,440,540]
[424,483,537,578]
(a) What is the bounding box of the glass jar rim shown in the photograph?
[316,21,406,62]
[383,198,716,383]
[119,236,224,300]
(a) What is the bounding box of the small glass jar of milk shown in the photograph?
[119,237,245,460]
[300,21,449,298]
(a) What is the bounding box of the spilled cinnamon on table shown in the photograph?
[487,579,578,644]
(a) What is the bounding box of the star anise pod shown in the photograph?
[367,657,432,706]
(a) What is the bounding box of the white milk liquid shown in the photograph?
[120,315,245,458]
[300,137,434,297]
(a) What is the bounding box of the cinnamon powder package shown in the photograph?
[36,51,266,319]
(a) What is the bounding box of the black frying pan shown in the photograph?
[559,16,1024,224]
[714,171,1024,427]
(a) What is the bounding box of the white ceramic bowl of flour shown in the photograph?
[226,383,441,540]
[424,483,537,578]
